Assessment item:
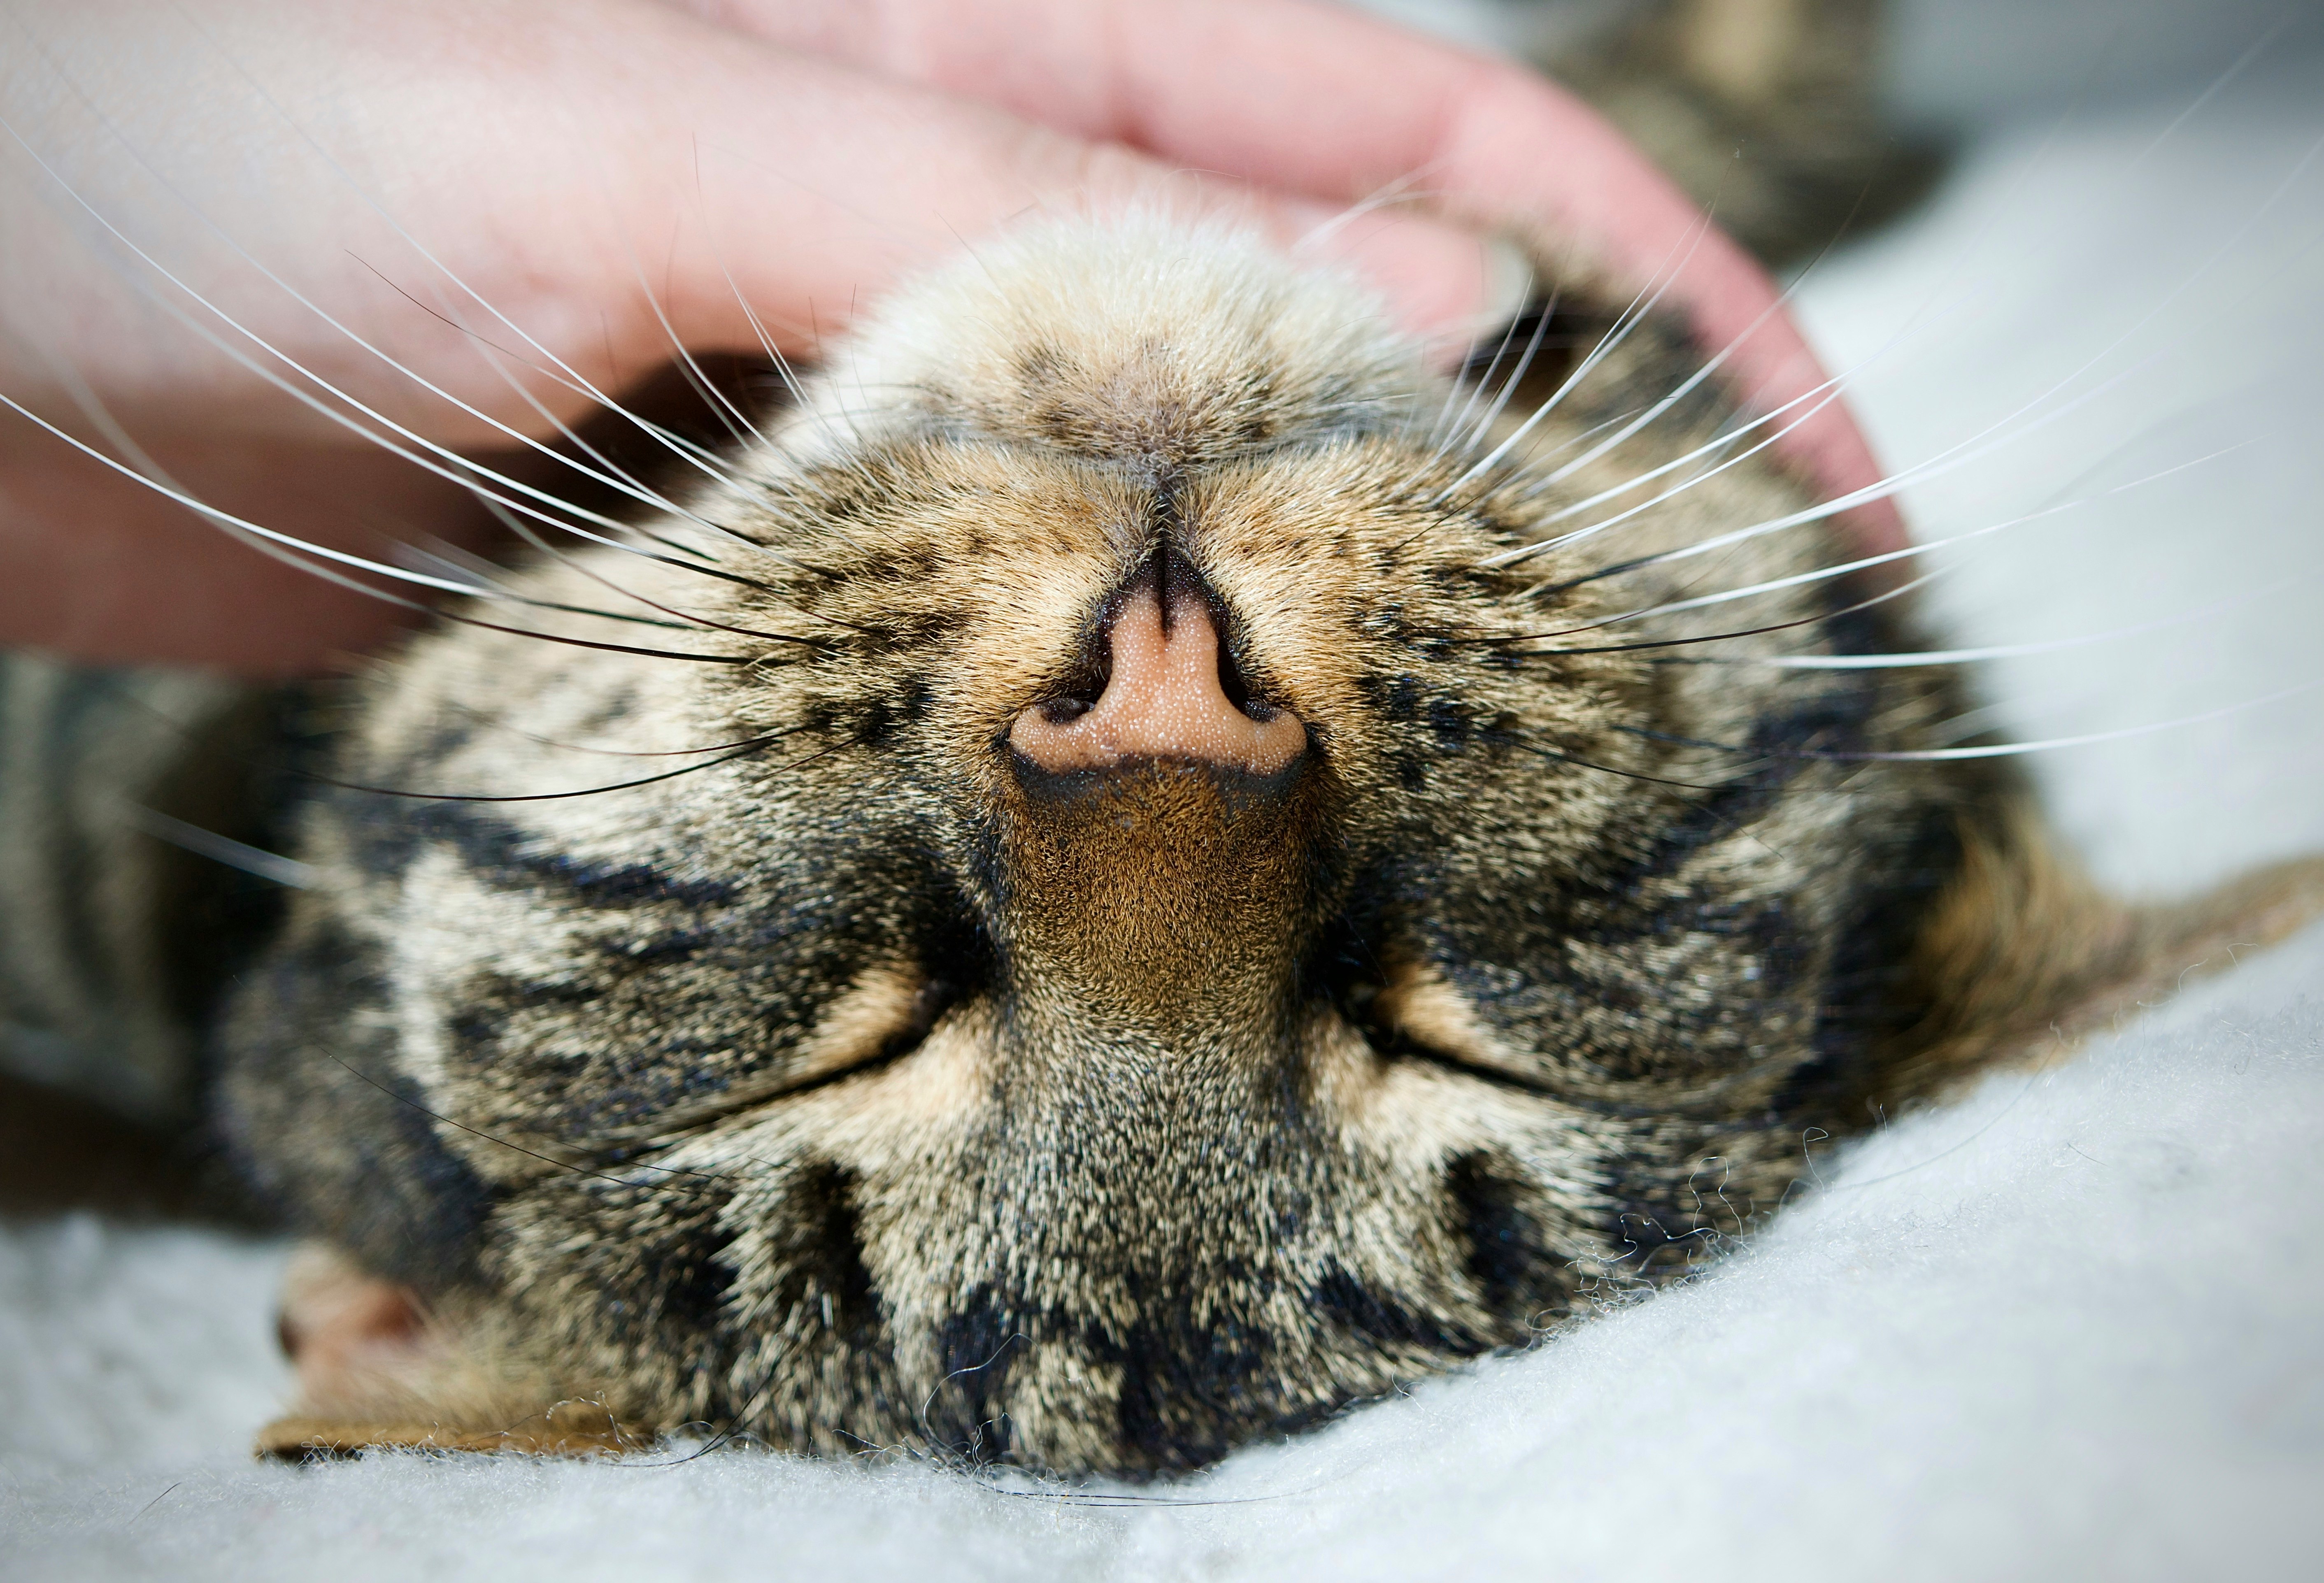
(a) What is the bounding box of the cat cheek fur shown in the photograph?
[218,216,2324,1474]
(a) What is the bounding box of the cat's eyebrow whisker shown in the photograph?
[1426,211,1715,502]
[1430,283,1540,455]
[321,1051,735,1198]
[1451,290,1557,457]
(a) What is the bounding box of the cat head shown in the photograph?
[222,218,2301,1474]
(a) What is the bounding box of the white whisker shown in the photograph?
[1514,435,2264,642]
[1429,210,1716,500]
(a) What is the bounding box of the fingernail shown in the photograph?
[1473,235,1536,335]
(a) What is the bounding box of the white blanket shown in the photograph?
[7,29,2322,1583]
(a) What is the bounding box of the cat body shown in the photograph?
[1,0,2315,1481]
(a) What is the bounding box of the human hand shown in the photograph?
[0,0,1892,674]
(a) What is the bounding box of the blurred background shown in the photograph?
[1358,0,2324,124]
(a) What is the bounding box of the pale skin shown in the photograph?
[0,0,1896,676]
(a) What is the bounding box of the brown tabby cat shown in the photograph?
[214,206,2322,1471]
[1,0,2315,1478]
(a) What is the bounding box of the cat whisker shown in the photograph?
[1489,125,2324,579]
[1718,592,2257,671]
[0,190,798,609]
[440,710,826,761]
[151,14,792,504]
[321,1051,735,1197]
[344,250,753,493]
[390,534,725,633]
[0,108,775,551]
[1546,430,2264,612]
[630,219,767,453]
[1484,727,1737,794]
[8,353,793,638]
[1427,212,1715,502]
[1430,284,1543,456]
[1477,366,1862,571]
[423,609,765,666]
[1486,569,1939,660]
[1624,672,2324,765]
[9,336,451,612]
[118,802,316,890]
[1498,202,1878,504]
[1451,290,1559,458]
[302,723,866,804]
[0,388,461,605]
[469,496,826,649]
[1485,725,1797,868]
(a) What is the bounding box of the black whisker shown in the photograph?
[1434,569,1930,657]
[473,497,828,647]
[321,1050,732,1194]
[1484,727,1739,793]
[432,607,769,662]
[305,728,812,804]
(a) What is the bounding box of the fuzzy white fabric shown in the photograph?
[7,28,2324,1583]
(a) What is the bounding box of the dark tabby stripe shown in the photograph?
[0,652,289,1126]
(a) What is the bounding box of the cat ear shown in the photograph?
[1874,809,2324,1105]
[256,1244,643,1459]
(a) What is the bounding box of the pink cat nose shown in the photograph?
[1010,582,1307,776]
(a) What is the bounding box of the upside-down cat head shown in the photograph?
[219,218,2324,1474]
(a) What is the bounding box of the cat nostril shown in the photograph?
[1009,578,1306,776]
